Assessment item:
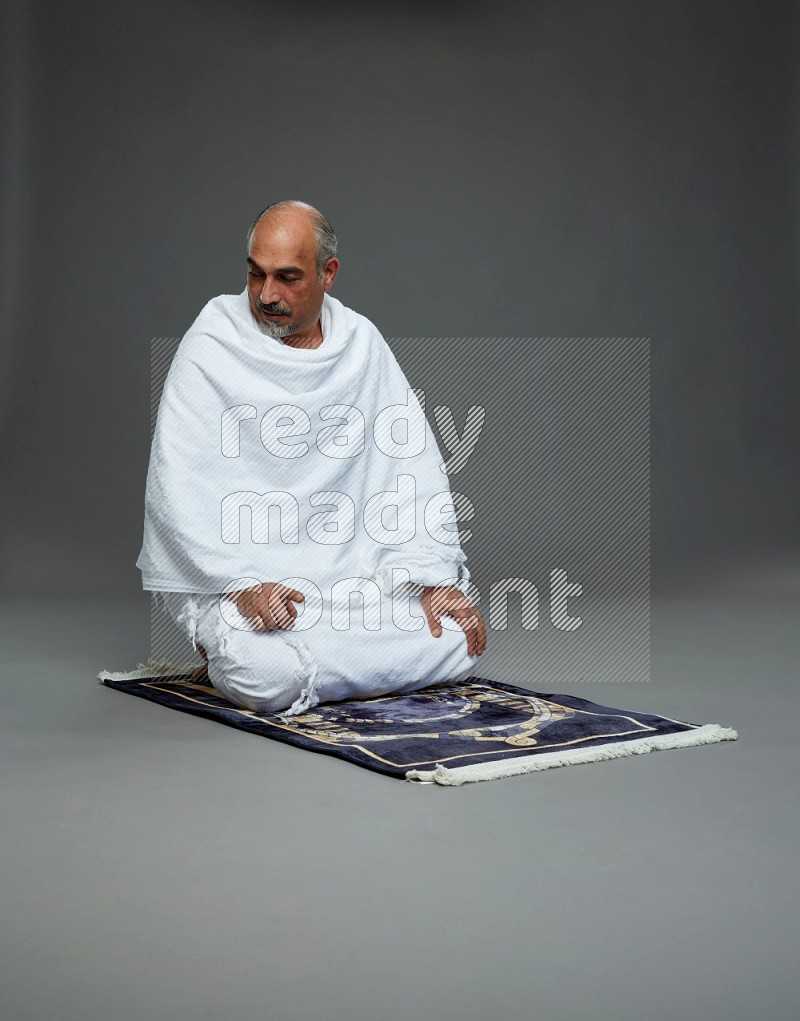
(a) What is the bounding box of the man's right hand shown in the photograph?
[227,582,305,632]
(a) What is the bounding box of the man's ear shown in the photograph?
[323,257,340,291]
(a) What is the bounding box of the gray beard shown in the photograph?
[252,316,297,341]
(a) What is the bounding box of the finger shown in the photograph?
[280,593,302,628]
[275,594,298,621]
[271,601,293,629]
[476,611,487,655]
[231,582,261,604]
[278,602,296,628]
[460,611,483,657]
[266,588,286,617]
[457,605,486,656]
[466,615,479,657]
[421,588,441,637]
[455,614,476,656]
[446,596,485,656]
[244,596,266,629]
[467,611,486,657]
[455,610,481,657]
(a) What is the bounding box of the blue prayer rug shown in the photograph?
[98,664,737,785]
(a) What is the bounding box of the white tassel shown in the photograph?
[175,595,201,653]
[405,724,739,785]
[97,659,197,683]
[276,632,321,717]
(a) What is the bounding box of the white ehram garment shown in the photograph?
[137,288,476,715]
[159,585,477,718]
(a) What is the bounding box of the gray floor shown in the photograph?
[1,560,798,1021]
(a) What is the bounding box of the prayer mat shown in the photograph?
[98,662,738,785]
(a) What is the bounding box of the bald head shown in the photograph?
[246,200,337,279]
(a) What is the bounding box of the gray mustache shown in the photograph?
[256,301,291,315]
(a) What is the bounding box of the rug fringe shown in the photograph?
[404,723,739,785]
[97,660,198,683]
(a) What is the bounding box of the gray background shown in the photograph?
[2,0,797,598]
[1,1,798,1019]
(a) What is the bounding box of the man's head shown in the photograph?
[246,201,339,344]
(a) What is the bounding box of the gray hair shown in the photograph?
[246,200,338,278]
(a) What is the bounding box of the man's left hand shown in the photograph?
[421,585,486,657]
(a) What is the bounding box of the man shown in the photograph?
[137,201,486,716]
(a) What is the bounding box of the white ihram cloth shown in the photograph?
[137,289,476,715]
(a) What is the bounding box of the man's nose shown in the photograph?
[259,278,282,305]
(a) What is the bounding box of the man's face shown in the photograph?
[246,210,338,343]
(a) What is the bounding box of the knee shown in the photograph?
[198,609,308,713]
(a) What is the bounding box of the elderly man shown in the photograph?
[137,201,486,716]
